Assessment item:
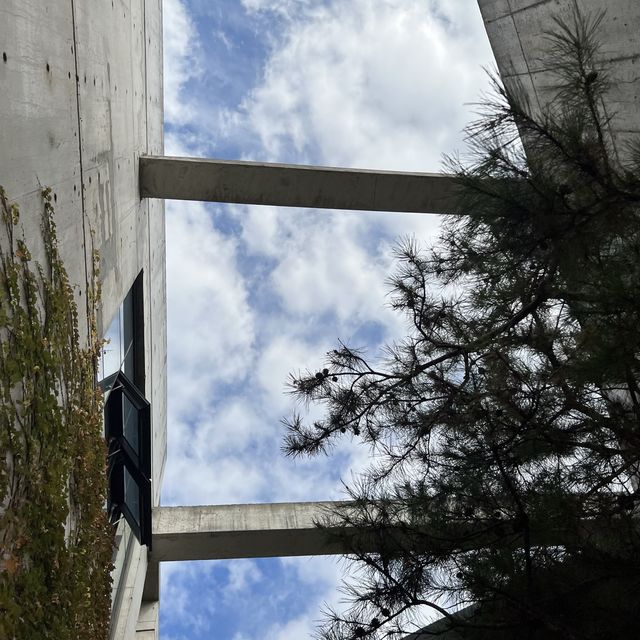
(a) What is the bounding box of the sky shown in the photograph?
[159,1,495,638]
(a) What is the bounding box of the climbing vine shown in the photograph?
[0,187,113,639]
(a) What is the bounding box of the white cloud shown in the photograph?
[267,212,394,325]
[161,557,348,639]
[252,333,323,414]
[164,130,196,158]
[240,0,317,23]
[225,559,263,593]
[160,562,221,636]
[160,0,497,636]
[238,205,424,336]
[228,0,494,356]
[162,402,267,505]
[161,0,497,551]
[163,199,263,506]
[239,0,494,171]
[163,0,202,126]
[262,615,319,640]
[166,200,255,412]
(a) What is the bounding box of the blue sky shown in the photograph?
[160,1,495,638]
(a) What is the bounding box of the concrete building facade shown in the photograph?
[479,0,640,158]
[0,1,166,637]
[1,1,637,638]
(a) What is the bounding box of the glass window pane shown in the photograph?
[122,394,139,455]
[124,466,141,526]
[122,289,135,380]
[99,308,123,380]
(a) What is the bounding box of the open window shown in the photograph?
[102,370,152,546]
[99,273,152,547]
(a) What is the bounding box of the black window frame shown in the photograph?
[103,370,152,547]
[101,272,152,548]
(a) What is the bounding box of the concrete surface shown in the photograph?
[0,1,165,638]
[136,602,160,640]
[478,0,640,162]
[151,502,353,563]
[140,155,464,214]
[150,500,592,565]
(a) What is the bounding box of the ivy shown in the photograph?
[0,187,113,639]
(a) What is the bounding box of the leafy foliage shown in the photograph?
[0,187,112,639]
[284,11,640,640]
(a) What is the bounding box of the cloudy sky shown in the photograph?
[160,1,495,637]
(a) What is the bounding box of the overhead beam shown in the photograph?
[150,501,354,563]
[151,500,611,564]
[139,155,463,214]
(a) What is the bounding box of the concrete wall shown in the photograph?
[478,0,640,161]
[0,1,165,638]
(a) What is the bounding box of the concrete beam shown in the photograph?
[151,502,352,562]
[151,500,612,564]
[139,155,463,214]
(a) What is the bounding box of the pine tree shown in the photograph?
[283,10,640,639]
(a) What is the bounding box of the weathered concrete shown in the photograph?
[142,558,160,603]
[114,532,148,640]
[136,602,160,640]
[151,502,351,562]
[151,500,601,565]
[0,1,165,638]
[478,0,640,162]
[140,155,463,214]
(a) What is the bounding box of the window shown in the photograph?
[98,274,144,390]
[103,370,152,546]
[100,273,152,547]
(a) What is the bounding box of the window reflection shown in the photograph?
[99,307,123,381]
[100,273,151,546]
[122,394,139,455]
[98,296,135,383]
[124,466,141,528]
